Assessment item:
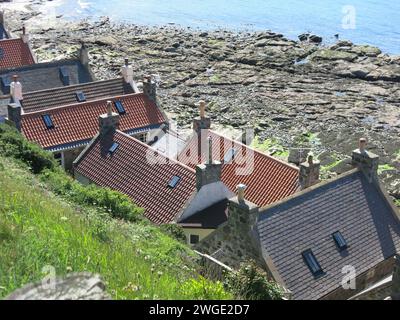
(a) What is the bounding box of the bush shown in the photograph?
[181,277,232,300]
[0,124,56,173]
[224,260,284,300]
[41,170,145,222]
[160,224,187,243]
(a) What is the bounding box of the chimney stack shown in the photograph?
[121,58,139,93]
[193,100,211,132]
[121,58,133,83]
[10,75,23,105]
[6,103,22,132]
[99,101,120,136]
[195,136,222,191]
[352,138,379,182]
[21,24,29,43]
[143,75,157,101]
[79,42,89,66]
[299,153,321,190]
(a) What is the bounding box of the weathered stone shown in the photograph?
[5,273,111,300]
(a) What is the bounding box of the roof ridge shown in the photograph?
[258,168,361,214]
[208,129,299,171]
[22,92,146,116]
[117,130,196,174]
[0,58,81,74]
[23,78,124,96]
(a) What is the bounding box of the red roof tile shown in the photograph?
[0,38,35,69]
[21,93,167,150]
[178,130,300,207]
[74,131,196,224]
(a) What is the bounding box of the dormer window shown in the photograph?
[42,114,54,129]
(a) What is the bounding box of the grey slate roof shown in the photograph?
[21,78,134,113]
[0,59,93,96]
[256,169,400,300]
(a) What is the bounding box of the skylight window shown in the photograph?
[114,100,126,115]
[42,114,54,129]
[168,176,181,188]
[332,231,348,251]
[224,148,238,163]
[108,142,119,155]
[75,91,86,102]
[302,249,323,276]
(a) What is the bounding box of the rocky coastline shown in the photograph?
[2,1,400,201]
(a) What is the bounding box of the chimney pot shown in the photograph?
[237,184,247,203]
[359,138,367,153]
[125,58,129,66]
[107,100,113,116]
[193,99,211,132]
[199,100,206,119]
[207,136,213,164]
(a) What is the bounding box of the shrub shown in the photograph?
[41,170,145,222]
[181,277,232,300]
[0,124,56,173]
[160,224,187,243]
[224,260,284,300]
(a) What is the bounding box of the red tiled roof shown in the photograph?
[74,131,196,224]
[21,93,167,150]
[0,38,35,69]
[178,130,300,207]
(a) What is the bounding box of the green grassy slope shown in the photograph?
[0,124,230,300]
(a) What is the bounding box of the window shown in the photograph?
[75,91,86,102]
[302,249,323,276]
[190,234,200,245]
[224,148,238,163]
[108,142,119,155]
[136,133,147,143]
[42,114,54,129]
[332,231,348,251]
[0,48,4,60]
[54,152,64,167]
[114,100,126,115]
[168,175,181,188]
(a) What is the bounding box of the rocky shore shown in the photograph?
[2,1,400,202]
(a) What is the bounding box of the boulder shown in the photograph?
[5,273,111,300]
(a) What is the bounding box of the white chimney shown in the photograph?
[121,58,139,93]
[237,184,247,203]
[10,75,23,106]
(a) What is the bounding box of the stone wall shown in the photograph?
[64,147,85,172]
[195,197,265,270]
